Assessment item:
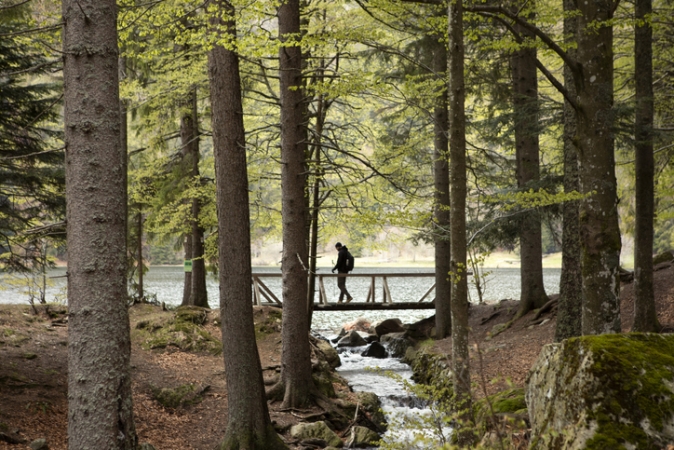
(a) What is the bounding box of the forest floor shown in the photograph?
[1,262,673,449]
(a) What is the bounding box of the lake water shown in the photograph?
[0,265,561,333]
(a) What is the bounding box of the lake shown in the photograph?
[0,265,560,333]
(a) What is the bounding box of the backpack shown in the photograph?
[346,252,355,271]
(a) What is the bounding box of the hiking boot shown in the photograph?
[346,296,354,302]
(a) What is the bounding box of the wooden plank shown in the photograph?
[418,283,436,303]
[250,272,443,278]
[319,276,328,305]
[383,277,393,303]
[365,276,374,303]
[256,278,282,304]
[252,277,262,306]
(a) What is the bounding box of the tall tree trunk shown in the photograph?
[632,0,659,332]
[512,10,549,317]
[182,233,193,306]
[432,37,452,339]
[120,56,129,288]
[62,0,137,447]
[448,0,473,441]
[137,211,144,300]
[555,0,582,341]
[275,0,315,408]
[307,91,325,327]
[208,2,286,448]
[181,88,208,308]
[575,0,622,335]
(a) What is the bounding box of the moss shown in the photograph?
[133,314,222,355]
[151,383,205,409]
[174,306,208,325]
[566,334,674,449]
[652,251,674,266]
[23,352,37,360]
[254,310,282,339]
[474,388,527,435]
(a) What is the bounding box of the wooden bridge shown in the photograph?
[251,272,437,311]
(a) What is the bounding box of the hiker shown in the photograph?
[332,242,354,302]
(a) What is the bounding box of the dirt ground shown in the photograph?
[1,263,673,449]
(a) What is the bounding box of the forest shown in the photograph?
[1,0,674,448]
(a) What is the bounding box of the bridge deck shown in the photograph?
[252,272,442,310]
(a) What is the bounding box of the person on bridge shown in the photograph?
[332,242,354,302]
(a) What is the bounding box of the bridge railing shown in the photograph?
[251,272,436,307]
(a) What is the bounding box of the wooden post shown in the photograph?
[253,277,262,306]
[319,276,328,304]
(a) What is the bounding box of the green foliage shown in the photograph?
[0,6,64,271]
[133,308,221,354]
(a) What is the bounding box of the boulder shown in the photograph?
[404,315,435,339]
[290,421,343,448]
[331,328,348,343]
[361,342,388,359]
[364,334,379,343]
[343,317,371,332]
[29,439,48,450]
[380,332,413,358]
[527,333,674,449]
[316,339,341,368]
[345,426,380,448]
[374,318,405,337]
[337,330,367,347]
[356,391,387,432]
[653,250,674,266]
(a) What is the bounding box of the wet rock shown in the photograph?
[343,317,371,332]
[356,392,387,431]
[331,328,347,343]
[403,315,435,339]
[316,339,341,368]
[345,426,379,448]
[300,437,328,448]
[361,342,388,359]
[374,318,404,337]
[380,332,413,358]
[364,334,378,343]
[527,334,674,449]
[29,439,48,450]
[290,421,343,448]
[337,330,367,347]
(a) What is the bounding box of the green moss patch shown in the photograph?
[151,383,207,409]
[474,388,527,435]
[253,308,282,339]
[132,311,221,355]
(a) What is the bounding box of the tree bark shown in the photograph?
[307,91,325,328]
[448,0,473,441]
[208,2,286,448]
[432,37,452,339]
[276,0,315,408]
[62,0,137,447]
[181,233,193,306]
[555,0,582,341]
[137,211,144,300]
[575,0,622,335]
[512,9,549,317]
[632,0,659,332]
[181,88,209,308]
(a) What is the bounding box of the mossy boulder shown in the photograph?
[474,388,527,435]
[290,421,343,448]
[356,391,387,432]
[380,332,413,358]
[316,339,341,368]
[527,333,674,449]
[151,383,206,409]
[133,314,222,355]
[345,426,380,448]
[174,306,208,325]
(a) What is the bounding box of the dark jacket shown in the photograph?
[333,246,351,273]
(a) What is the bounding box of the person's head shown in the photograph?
[335,242,342,251]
